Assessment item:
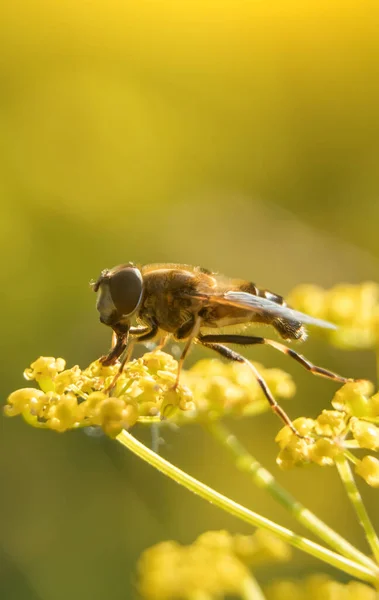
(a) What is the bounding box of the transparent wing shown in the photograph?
[223,291,336,330]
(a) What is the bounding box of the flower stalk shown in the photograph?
[116,429,379,584]
[335,455,379,564]
[206,420,377,573]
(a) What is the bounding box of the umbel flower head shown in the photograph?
[4,352,296,437]
[264,574,377,600]
[287,282,379,349]
[137,530,376,600]
[137,529,291,599]
[276,380,379,488]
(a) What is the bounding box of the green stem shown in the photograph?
[242,575,267,600]
[335,455,379,564]
[343,449,360,466]
[117,429,379,584]
[206,421,377,572]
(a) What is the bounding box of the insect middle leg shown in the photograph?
[172,317,202,389]
[199,340,304,436]
[199,334,352,383]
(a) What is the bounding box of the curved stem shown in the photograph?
[242,575,267,600]
[335,455,379,564]
[206,421,377,573]
[117,429,379,584]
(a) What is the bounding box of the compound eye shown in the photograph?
[109,267,143,316]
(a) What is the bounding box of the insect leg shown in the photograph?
[199,340,301,436]
[155,333,170,351]
[199,334,351,384]
[105,321,159,392]
[100,323,130,366]
[131,320,159,342]
[104,338,136,393]
[173,317,202,389]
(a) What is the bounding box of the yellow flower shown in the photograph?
[4,388,46,416]
[24,357,66,391]
[350,418,379,451]
[264,574,377,600]
[137,530,291,599]
[332,380,375,418]
[288,282,379,350]
[137,539,249,599]
[314,410,346,437]
[355,456,379,488]
[308,438,342,467]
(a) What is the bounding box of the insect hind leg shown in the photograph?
[199,334,351,384]
[199,339,302,436]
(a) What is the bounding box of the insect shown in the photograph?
[92,262,352,435]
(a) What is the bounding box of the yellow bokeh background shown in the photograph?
[1,1,379,598]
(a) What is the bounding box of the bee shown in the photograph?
[92,263,351,434]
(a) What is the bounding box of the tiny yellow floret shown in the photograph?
[355,456,379,488]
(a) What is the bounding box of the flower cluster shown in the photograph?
[276,380,379,487]
[5,353,192,437]
[287,282,379,349]
[138,531,376,600]
[180,358,295,422]
[137,529,291,599]
[4,353,296,437]
[264,574,376,600]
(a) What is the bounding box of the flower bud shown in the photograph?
[4,388,46,416]
[355,456,379,487]
[332,380,374,417]
[350,418,379,450]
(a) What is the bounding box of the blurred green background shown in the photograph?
[1,1,379,598]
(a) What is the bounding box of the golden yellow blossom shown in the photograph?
[355,456,379,488]
[264,574,377,600]
[137,530,291,599]
[5,351,296,437]
[287,282,379,350]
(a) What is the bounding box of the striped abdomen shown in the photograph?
[238,281,306,341]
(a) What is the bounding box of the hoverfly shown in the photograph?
[92,263,351,434]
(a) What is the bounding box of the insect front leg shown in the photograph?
[199,339,303,437]
[100,322,130,366]
[105,319,159,393]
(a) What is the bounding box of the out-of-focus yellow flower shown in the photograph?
[287,282,379,349]
[181,358,295,422]
[264,574,377,600]
[137,529,291,599]
[138,540,249,599]
[195,529,291,567]
[5,351,296,437]
[138,531,376,599]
